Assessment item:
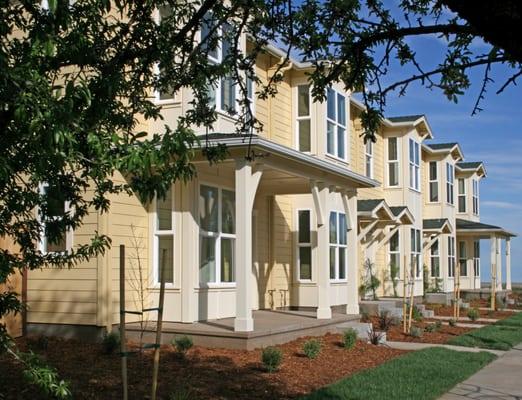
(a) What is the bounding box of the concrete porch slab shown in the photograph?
[125,310,359,350]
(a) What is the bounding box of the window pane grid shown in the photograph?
[297,210,312,281]
[329,211,347,281]
[326,88,347,160]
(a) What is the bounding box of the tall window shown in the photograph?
[459,241,467,276]
[365,140,374,178]
[473,241,480,276]
[430,239,440,277]
[388,137,399,186]
[429,161,439,202]
[202,14,236,113]
[409,139,420,190]
[389,231,400,273]
[156,5,177,101]
[199,185,236,284]
[472,179,479,215]
[154,189,174,284]
[326,88,347,159]
[297,210,312,280]
[329,211,347,281]
[446,163,454,204]
[246,73,255,124]
[448,236,456,277]
[458,179,466,212]
[39,183,71,254]
[297,85,311,152]
[410,228,421,278]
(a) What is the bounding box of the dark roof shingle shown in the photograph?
[357,199,385,212]
[457,161,483,170]
[425,142,459,150]
[423,218,450,230]
[387,114,424,123]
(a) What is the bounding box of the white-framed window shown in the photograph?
[329,211,347,281]
[389,230,400,273]
[409,139,420,191]
[38,183,72,254]
[459,241,467,276]
[448,236,456,277]
[410,228,421,278]
[154,5,179,102]
[472,179,479,215]
[446,163,454,205]
[296,84,311,152]
[201,13,237,114]
[326,88,347,160]
[199,184,236,284]
[297,209,312,281]
[245,72,255,124]
[458,178,466,213]
[365,140,374,178]
[153,188,175,284]
[430,239,440,277]
[429,161,439,202]
[387,137,399,186]
[473,241,480,276]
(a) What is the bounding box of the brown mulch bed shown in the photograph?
[424,304,514,321]
[369,317,472,344]
[0,334,406,400]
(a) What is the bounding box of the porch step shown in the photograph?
[360,300,403,318]
[336,321,372,340]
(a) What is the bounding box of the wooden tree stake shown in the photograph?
[119,245,128,400]
[402,255,408,333]
[151,249,167,400]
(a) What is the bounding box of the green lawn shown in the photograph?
[301,348,495,400]
[447,313,522,350]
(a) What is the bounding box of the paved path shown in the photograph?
[438,343,522,400]
[430,315,499,323]
[386,341,505,356]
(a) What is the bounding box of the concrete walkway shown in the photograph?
[386,341,506,356]
[438,343,522,399]
[430,315,499,324]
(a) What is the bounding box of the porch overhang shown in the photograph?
[456,218,517,239]
[357,199,395,222]
[390,206,414,225]
[423,218,453,234]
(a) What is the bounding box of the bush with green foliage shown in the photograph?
[412,305,424,322]
[101,331,120,355]
[410,326,423,338]
[343,328,358,349]
[449,319,457,327]
[261,347,283,372]
[302,339,321,359]
[360,259,381,300]
[424,323,439,333]
[467,308,480,322]
[172,336,193,355]
[435,320,442,330]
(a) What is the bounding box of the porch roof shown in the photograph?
[390,206,415,225]
[358,199,413,224]
[456,218,516,238]
[423,218,453,234]
[195,134,380,192]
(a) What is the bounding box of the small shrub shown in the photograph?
[412,305,423,322]
[377,310,394,332]
[172,336,193,355]
[449,318,457,327]
[261,347,283,372]
[424,323,438,333]
[435,320,442,330]
[467,308,480,322]
[102,331,120,354]
[409,326,423,338]
[169,387,194,400]
[367,328,385,345]
[302,339,321,359]
[342,328,358,349]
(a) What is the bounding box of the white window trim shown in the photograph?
[365,140,374,179]
[295,84,312,153]
[428,161,439,203]
[409,139,420,191]
[296,208,313,282]
[198,182,236,287]
[459,241,467,277]
[457,178,466,213]
[410,228,422,278]
[386,137,399,187]
[472,179,479,216]
[152,189,176,288]
[430,238,440,278]
[329,211,348,282]
[325,88,348,162]
[38,183,73,255]
[388,229,401,273]
[473,241,480,276]
[448,236,456,278]
[446,163,455,205]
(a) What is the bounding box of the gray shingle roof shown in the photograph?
[390,206,407,217]
[387,115,424,123]
[456,219,502,231]
[425,143,459,150]
[357,199,385,212]
[457,161,483,170]
[423,219,450,230]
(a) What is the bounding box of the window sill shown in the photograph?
[154,99,182,107]
[330,280,348,284]
[198,283,236,289]
[408,187,421,194]
[149,284,179,290]
[325,153,350,166]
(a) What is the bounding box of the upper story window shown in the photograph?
[429,161,438,202]
[458,178,466,212]
[409,139,420,191]
[39,183,72,254]
[446,163,454,205]
[387,137,399,186]
[329,211,347,281]
[297,209,312,281]
[154,188,174,284]
[156,5,178,102]
[199,185,236,284]
[326,88,347,160]
[448,236,456,277]
[365,140,374,178]
[202,14,236,114]
[296,85,311,152]
[472,179,479,215]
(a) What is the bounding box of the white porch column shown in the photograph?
[490,234,497,291]
[506,238,512,291]
[496,237,503,290]
[180,181,197,323]
[234,159,262,332]
[342,190,359,315]
[312,181,331,319]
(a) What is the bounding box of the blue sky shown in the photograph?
[375,31,522,283]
